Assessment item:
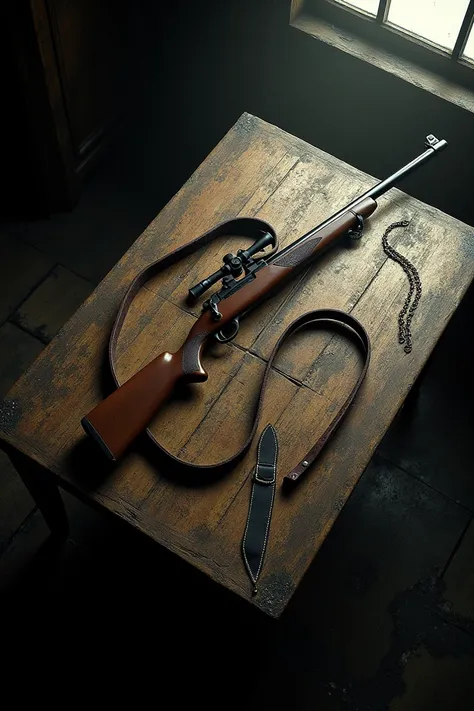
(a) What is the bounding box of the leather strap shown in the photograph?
[108,218,371,482]
[279,310,370,482]
[242,424,278,593]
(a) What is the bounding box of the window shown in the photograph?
[290,0,474,111]
[331,0,474,62]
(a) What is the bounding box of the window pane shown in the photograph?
[333,0,379,17]
[462,23,474,60]
[387,0,471,51]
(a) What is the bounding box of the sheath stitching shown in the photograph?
[255,425,278,580]
[242,477,257,583]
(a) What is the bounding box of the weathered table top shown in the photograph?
[1,114,472,616]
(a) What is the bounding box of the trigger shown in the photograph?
[215,318,240,343]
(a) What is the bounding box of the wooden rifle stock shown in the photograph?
[82,197,377,460]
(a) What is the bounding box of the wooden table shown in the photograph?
[1,114,472,617]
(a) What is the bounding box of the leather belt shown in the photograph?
[107,217,371,482]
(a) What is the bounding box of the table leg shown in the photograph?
[8,450,69,538]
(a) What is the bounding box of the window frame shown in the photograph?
[306,0,474,89]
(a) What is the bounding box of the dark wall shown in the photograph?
[137,0,474,226]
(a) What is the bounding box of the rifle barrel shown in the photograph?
[364,136,447,202]
[269,135,447,264]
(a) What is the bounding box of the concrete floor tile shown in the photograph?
[0,508,48,593]
[8,154,161,285]
[0,322,44,397]
[444,519,474,620]
[0,451,34,552]
[11,265,92,343]
[0,231,54,324]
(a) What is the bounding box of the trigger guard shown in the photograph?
[215,318,240,343]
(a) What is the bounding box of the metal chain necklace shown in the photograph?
[382,220,422,354]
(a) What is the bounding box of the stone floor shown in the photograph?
[0,132,473,708]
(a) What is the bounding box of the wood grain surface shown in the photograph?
[1,113,473,616]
